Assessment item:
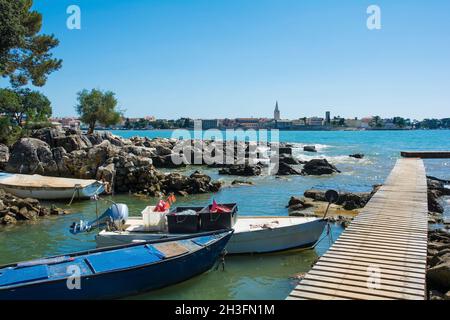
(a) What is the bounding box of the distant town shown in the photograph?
[50,102,450,131]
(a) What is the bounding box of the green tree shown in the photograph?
[0,0,62,87]
[0,87,51,127]
[76,89,122,134]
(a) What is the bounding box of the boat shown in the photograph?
[91,205,326,254]
[0,172,104,200]
[0,230,233,300]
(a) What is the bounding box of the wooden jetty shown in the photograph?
[287,158,428,300]
[401,151,450,159]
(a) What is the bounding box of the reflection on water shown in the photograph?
[0,130,449,299]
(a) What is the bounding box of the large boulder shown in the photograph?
[303,189,373,209]
[276,162,301,176]
[31,127,66,147]
[5,138,58,175]
[303,145,317,153]
[219,164,262,176]
[428,261,450,291]
[301,159,340,176]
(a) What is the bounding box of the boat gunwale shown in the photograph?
[0,229,233,291]
[0,181,103,192]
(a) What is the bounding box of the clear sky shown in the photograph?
[6,0,450,119]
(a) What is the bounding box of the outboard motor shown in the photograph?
[70,203,129,234]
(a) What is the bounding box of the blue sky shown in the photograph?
[5,0,450,119]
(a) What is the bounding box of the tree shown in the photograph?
[76,89,122,134]
[0,0,62,87]
[0,87,51,127]
[370,116,383,128]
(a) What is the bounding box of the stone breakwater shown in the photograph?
[0,128,222,197]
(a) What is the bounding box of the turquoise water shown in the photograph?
[0,130,449,299]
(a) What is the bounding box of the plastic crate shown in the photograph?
[199,203,238,231]
[166,207,203,234]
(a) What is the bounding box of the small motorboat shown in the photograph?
[0,173,104,200]
[0,230,233,300]
[96,215,326,254]
[78,202,327,254]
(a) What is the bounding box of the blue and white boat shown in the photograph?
[0,230,233,300]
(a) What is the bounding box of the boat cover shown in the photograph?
[0,265,49,286]
[86,246,163,273]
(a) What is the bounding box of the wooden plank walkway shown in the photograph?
[401,151,450,159]
[287,158,428,300]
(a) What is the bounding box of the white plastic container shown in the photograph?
[141,206,169,231]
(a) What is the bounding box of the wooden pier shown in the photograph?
[401,151,450,159]
[287,158,428,300]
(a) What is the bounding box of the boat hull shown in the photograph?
[0,182,104,200]
[96,217,326,254]
[0,231,232,300]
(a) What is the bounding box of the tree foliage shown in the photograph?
[76,89,122,134]
[0,0,62,87]
[0,87,52,127]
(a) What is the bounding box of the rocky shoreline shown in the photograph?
[0,188,67,225]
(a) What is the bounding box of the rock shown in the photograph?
[427,261,450,291]
[219,164,262,176]
[429,290,446,300]
[31,127,66,147]
[279,154,300,165]
[5,138,59,175]
[278,147,292,155]
[303,145,317,153]
[303,189,373,209]
[0,144,9,169]
[276,162,301,176]
[349,153,364,159]
[50,205,69,215]
[1,213,17,225]
[301,159,340,176]
[17,206,39,220]
[152,154,187,168]
[231,180,254,186]
[53,134,90,153]
[429,189,444,213]
[287,196,304,207]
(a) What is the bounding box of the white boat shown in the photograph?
[0,173,104,200]
[95,216,326,254]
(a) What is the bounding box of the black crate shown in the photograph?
[167,207,203,234]
[199,203,238,231]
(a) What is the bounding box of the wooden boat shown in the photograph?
[0,173,104,200]
[96,216,326,254]
[0,230,233,300]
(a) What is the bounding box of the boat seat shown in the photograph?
[86,246,162,273]
[0,264,49,287]
[145,245,166,259]
[191,235,216,247]
[152,242,189,258]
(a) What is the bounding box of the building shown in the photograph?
[307,117,324,126]
[275,120,293,129]
[325,111,331,125]
[200,119,219,130]
[345,118,363,128]
[50,117,81,130]
[274,101,280,121]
